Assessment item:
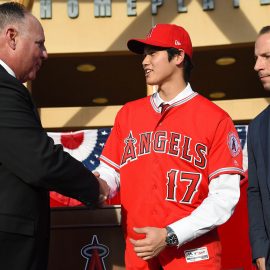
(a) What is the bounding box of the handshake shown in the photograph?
[93,172,111,205]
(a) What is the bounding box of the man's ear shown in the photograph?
[174,49,185,65]
[5,27,18,50]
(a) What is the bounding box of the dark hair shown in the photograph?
[0,2,27,31]
[259,26,270,35]
[166,47,193,83]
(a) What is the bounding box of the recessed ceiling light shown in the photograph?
[209,91,226,99]
[92,97,109,104]
[76,64,96,72]
[215,57,236,66]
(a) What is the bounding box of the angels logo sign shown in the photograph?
[81,235,109,270]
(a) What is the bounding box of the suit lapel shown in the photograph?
[264,107,270,192]
[0,64,42,126]
[261,108,269,165]
[22,84,42,126]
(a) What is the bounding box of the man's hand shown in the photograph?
[129,227,167,260]
[93,172,110,205]
[256,257,266,270]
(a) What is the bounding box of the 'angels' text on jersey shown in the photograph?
[120,130,207,169]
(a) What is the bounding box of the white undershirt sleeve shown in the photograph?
[169,174,240,246]
[94,161,120,198]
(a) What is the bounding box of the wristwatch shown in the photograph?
[165,226,179,246]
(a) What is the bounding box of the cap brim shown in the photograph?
[127,39,149,54]
[127,38,171,54]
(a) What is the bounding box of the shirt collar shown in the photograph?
[0,59,16,78]
[154,83,194,108]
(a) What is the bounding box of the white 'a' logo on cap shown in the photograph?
[147,24,157,38]
[175,40,181,45]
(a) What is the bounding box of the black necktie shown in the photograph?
[160,103,170,115]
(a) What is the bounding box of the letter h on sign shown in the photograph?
[40,0,52,19]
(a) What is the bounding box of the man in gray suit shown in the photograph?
[248,26,270,270]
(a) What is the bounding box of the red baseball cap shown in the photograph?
[127,24,192,59]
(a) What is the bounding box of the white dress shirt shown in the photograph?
[0,59,16,78]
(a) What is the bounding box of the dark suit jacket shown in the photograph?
[248,105,270,269]
[0,65,99,270]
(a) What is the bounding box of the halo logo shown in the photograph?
[81,235,109,270]
[227,132,241,157]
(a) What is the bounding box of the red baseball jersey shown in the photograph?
[100,92,244,269]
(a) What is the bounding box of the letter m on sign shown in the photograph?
[94,0,112,17]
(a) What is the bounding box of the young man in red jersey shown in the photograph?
[95,24,244,270]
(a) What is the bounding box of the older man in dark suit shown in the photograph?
[0,2,109,270]
[248,25,270,270]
